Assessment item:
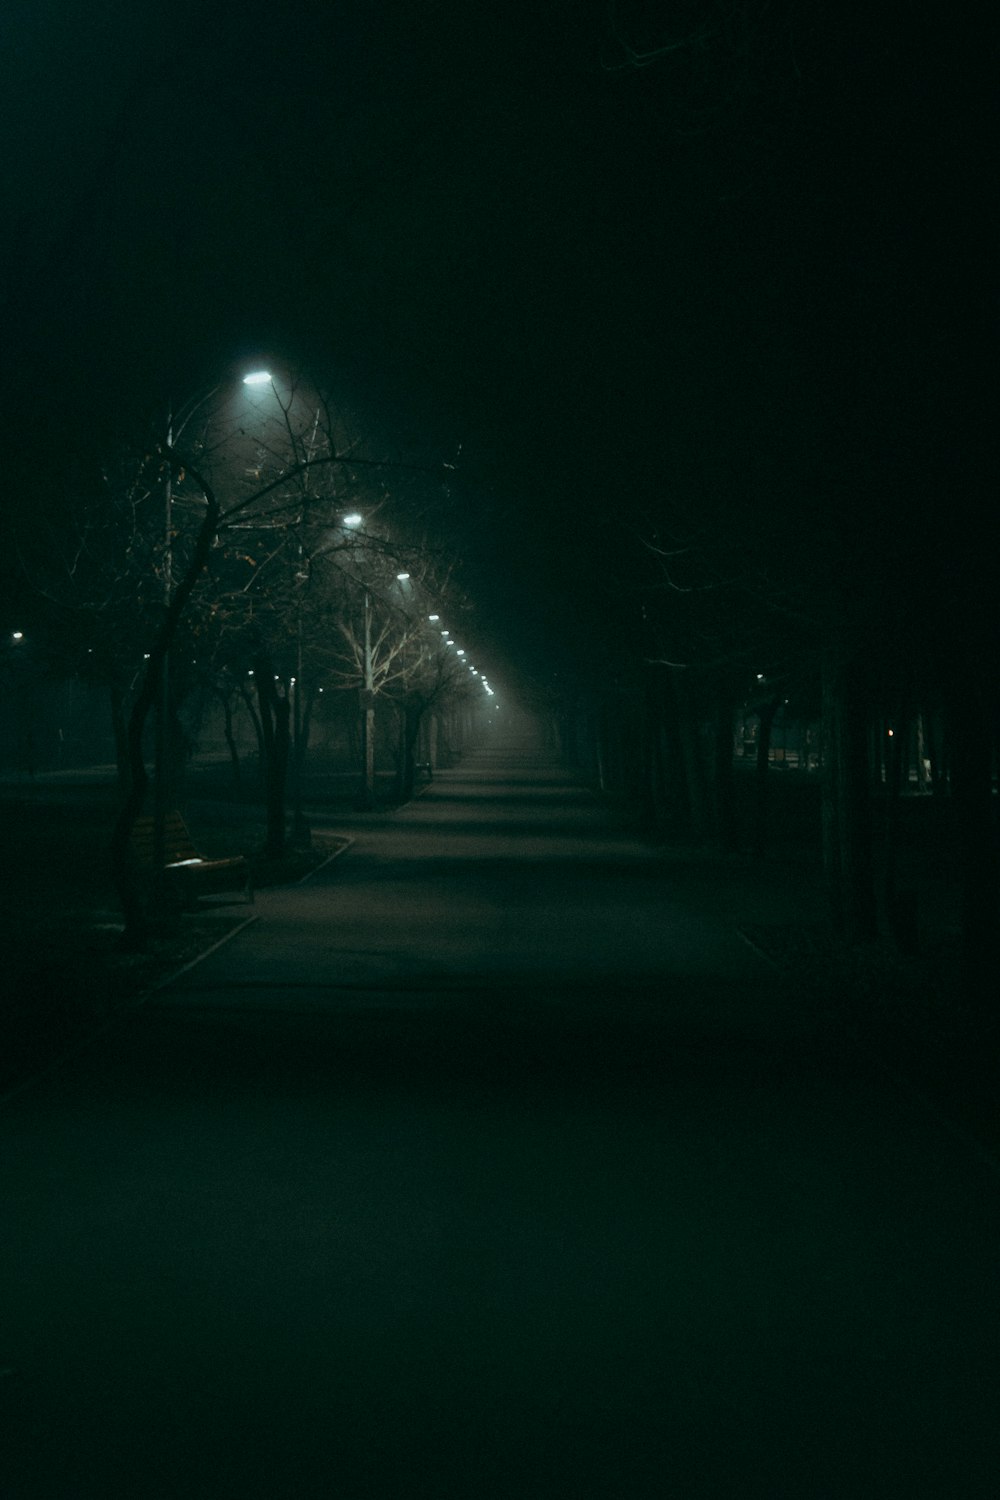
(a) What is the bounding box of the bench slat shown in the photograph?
[128,812,253,904]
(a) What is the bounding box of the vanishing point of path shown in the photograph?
[2,743,999,1497]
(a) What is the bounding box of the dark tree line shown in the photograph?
[540,0,997,1003]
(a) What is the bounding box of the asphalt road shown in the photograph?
[2,745,999,1497]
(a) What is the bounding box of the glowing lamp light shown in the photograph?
[396,572,410,581]
[428,614,440,622]
[457,649,465,656]
[242,370,272,385]
[12,631,23,642]
[343,513,363,528]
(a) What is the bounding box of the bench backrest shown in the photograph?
[129,812,200,867]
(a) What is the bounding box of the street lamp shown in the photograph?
[242,370,273,386]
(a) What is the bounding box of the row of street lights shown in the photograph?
[154,365,498,830]
[241,366,498,697]
[423,614,494,698]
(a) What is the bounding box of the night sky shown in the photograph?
[3,1,994,692]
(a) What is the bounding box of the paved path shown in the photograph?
[2,748,999,1497]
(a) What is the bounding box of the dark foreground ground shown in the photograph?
[2,746,998,1497]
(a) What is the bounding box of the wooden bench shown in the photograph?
[129,812,253,907]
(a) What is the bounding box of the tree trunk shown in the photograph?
[654,670,690,836]
[752,696,782,858]
[713,679,739,852]
[237,680,266,789]
[109,682,131,795]
[109,684,154,951]
[395,698,424,802]
[821,648,878,944]
[924,707,947,796]
[594,705,608,793]
[108,461,221,949]
[291,687,314,846]
[947,675,998,1006]
[358,695,376,808]
[882,706,920,954]
[640,678,670,836]
[220,694,242,792]
[254,657,291,860]
[357,591,376,808]
[670,669,709,840]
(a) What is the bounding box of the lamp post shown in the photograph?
[152,407,174,881]
[290,522,311,847]
[244,369,313,845]
[338,512,376,809]
[359,587,376,808]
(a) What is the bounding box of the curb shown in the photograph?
[296,835,354,883]
[146,912,261,992]
[735,926,782,969]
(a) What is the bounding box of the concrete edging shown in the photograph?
[296,835,355,883]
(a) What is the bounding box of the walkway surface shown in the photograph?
[2,746,999,1497]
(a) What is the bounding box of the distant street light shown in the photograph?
[242,370,273,386]
[343,513,363,528]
